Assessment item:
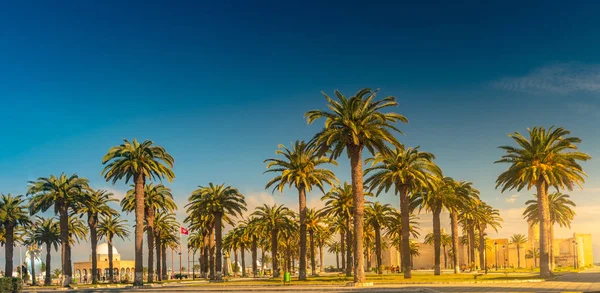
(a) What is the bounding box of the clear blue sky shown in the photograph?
[2,1,600,268]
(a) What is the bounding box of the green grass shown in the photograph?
[188,271,542,287]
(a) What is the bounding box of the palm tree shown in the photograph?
[306,88,407,283]
[320,183,354,277]
[314,226,330,274]
[523,192,576,270]
[365,202,394,274]
[510,234,528,268]
[102,138,175,285]
[27,174,89,286]
[327,241,341,271]
[32,217,60,285]
[0,194,30,280]
[304,208,323,276]
[264,140,337,280]
[495,126,590,278]
[122,183,176,282]
[471,201,502,271]
[187,183,246,280]
[424,230,452,270]
[77,189,118,284]
[98,215,130,283]
[365,147,441,278]
[446,180,479,274]
[417,177,458,275]
[385,210,421,272]
[526,248,540,268]
[154,211,178,281]
[252,204,294,277]
[409,241,420,269]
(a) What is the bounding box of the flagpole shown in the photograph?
[179,231,183,279]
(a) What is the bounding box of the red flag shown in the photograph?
[180,227,189,235]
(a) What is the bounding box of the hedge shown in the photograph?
[0,277,22,293]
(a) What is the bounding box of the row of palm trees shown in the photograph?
[0,88,590,287]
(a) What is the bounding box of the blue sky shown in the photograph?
[2,1,600,269]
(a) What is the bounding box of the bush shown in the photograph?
[0,277,23,293]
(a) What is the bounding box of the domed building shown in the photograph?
[74,243,135,283]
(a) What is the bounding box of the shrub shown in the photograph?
[0,278,23,293]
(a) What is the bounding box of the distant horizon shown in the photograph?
[2,1,600,271]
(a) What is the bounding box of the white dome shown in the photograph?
[97,243,119,255]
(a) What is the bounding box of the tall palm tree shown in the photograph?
[496,126,589,278]
[102,138,175,285]
[306,88,407,283]
[155,211,179,280]
[327,241,341,271]
[77,189,118,284]
[472,201,502,271]
[423,230,452,270]
[252,204,294,278]
[365,147,441,278]
[365,202,394,274]
[32,217,61,285]
[417,177,458,275]
[244,217,261,277]
[320,183,354,277]
[314,226,330,274]
[304,208,323,276]
[526,248,540,268]
[122,183,176,282]
[523,192,576,270]
[0,194,31,279]
[446,180,479,274]
[187,183,246,280]
[385,210,421,272]
[510,234,528,268]
[27,174,89,287]
[264,140,337,280]
[98,215,130,283]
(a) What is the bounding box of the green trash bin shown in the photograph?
[283,272,291,284]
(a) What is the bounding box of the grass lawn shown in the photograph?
[187,271,542,286]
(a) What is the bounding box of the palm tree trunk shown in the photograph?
[340,231,345,271]
[30,246,36,285]
[297,185,308,281]
[399,185,412,279]
[375,224,382,274]
[433,207,442,275]
[365,239,371,272]
[309,230,316,275]
[209,226,215,280]
[469,224,476,268]
[478,227,485,271]
[517,245,521,268]
[287,246,292,272]
[271,229,279,277]
[4,225,14,281]
[319,241,324,274]
[241,244,246,277]
[336,250,339,271]
[202,233,209,278]
[133,173,145,286]
[156,234,161,281]
[348,145,366,283]
[345,219,352,277]
[59,205,72,287]
[536,180,552,278]
[162,244,168,281]
[108,238,114,283]
[443,245,447,270]
[252,237,258,277]
[261,249,265,274]
[89,216,98,284]
[215,213,223,280]
[550,224,555,271]
[450,212,460,274]
[45,243,52,285]
[147,208,155,283]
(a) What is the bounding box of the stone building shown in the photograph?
[73,243,135,282]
